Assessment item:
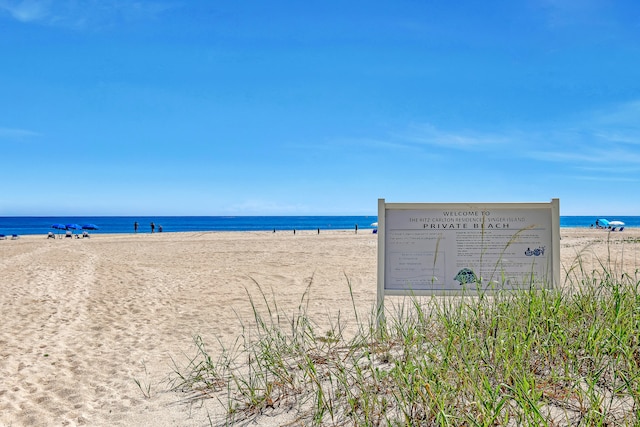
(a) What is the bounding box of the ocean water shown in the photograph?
[560,216,639,228]
[0,215,637,236]
[0,216,378,236]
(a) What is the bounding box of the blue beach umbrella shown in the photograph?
[66,224,82,235]
[82,224,99,230]
[51,223,66,237]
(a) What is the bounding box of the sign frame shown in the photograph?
[377,198,560,316]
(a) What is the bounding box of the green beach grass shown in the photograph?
[169,247,640,426]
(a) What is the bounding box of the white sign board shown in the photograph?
[377,199,560,307]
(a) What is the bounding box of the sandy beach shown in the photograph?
[1,228,639,426]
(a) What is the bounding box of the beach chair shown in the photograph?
[47,232,55,239]
[0,234,5,240]
[65,231,73,238]
[620,226,625,232]
[11,234,18,240]
[82,231,90,238]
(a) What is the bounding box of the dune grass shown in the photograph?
[170,253,640,426]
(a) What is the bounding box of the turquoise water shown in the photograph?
[0,215,637,236]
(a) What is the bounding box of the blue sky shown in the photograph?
[1,1,639,216]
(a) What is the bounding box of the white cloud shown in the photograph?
[572,173,638,183]
[0,127,41,139]
[365,99,640,177]
[391,123,514,151]
[538,0,612,28]
[331,136,421,152]
[0,0,51,22]
[528,146,640,166]
[226,199,311,215]
[0,0,175,29]
[586,101,640,145]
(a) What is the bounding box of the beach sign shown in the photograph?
[376,199,560,314]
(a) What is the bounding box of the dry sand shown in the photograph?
[1,227,639,426]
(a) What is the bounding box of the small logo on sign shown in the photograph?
[524,246,545,256]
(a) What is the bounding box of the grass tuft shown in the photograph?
[171,248,640,426]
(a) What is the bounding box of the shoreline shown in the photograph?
[3,224,634,239]
[9,228,372,241]
[5,228,376,238]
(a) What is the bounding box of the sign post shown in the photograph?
[376,199,560,320]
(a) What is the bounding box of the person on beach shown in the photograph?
[158,225,163,233]
[134,221,138,233]
[150,222,155,233]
